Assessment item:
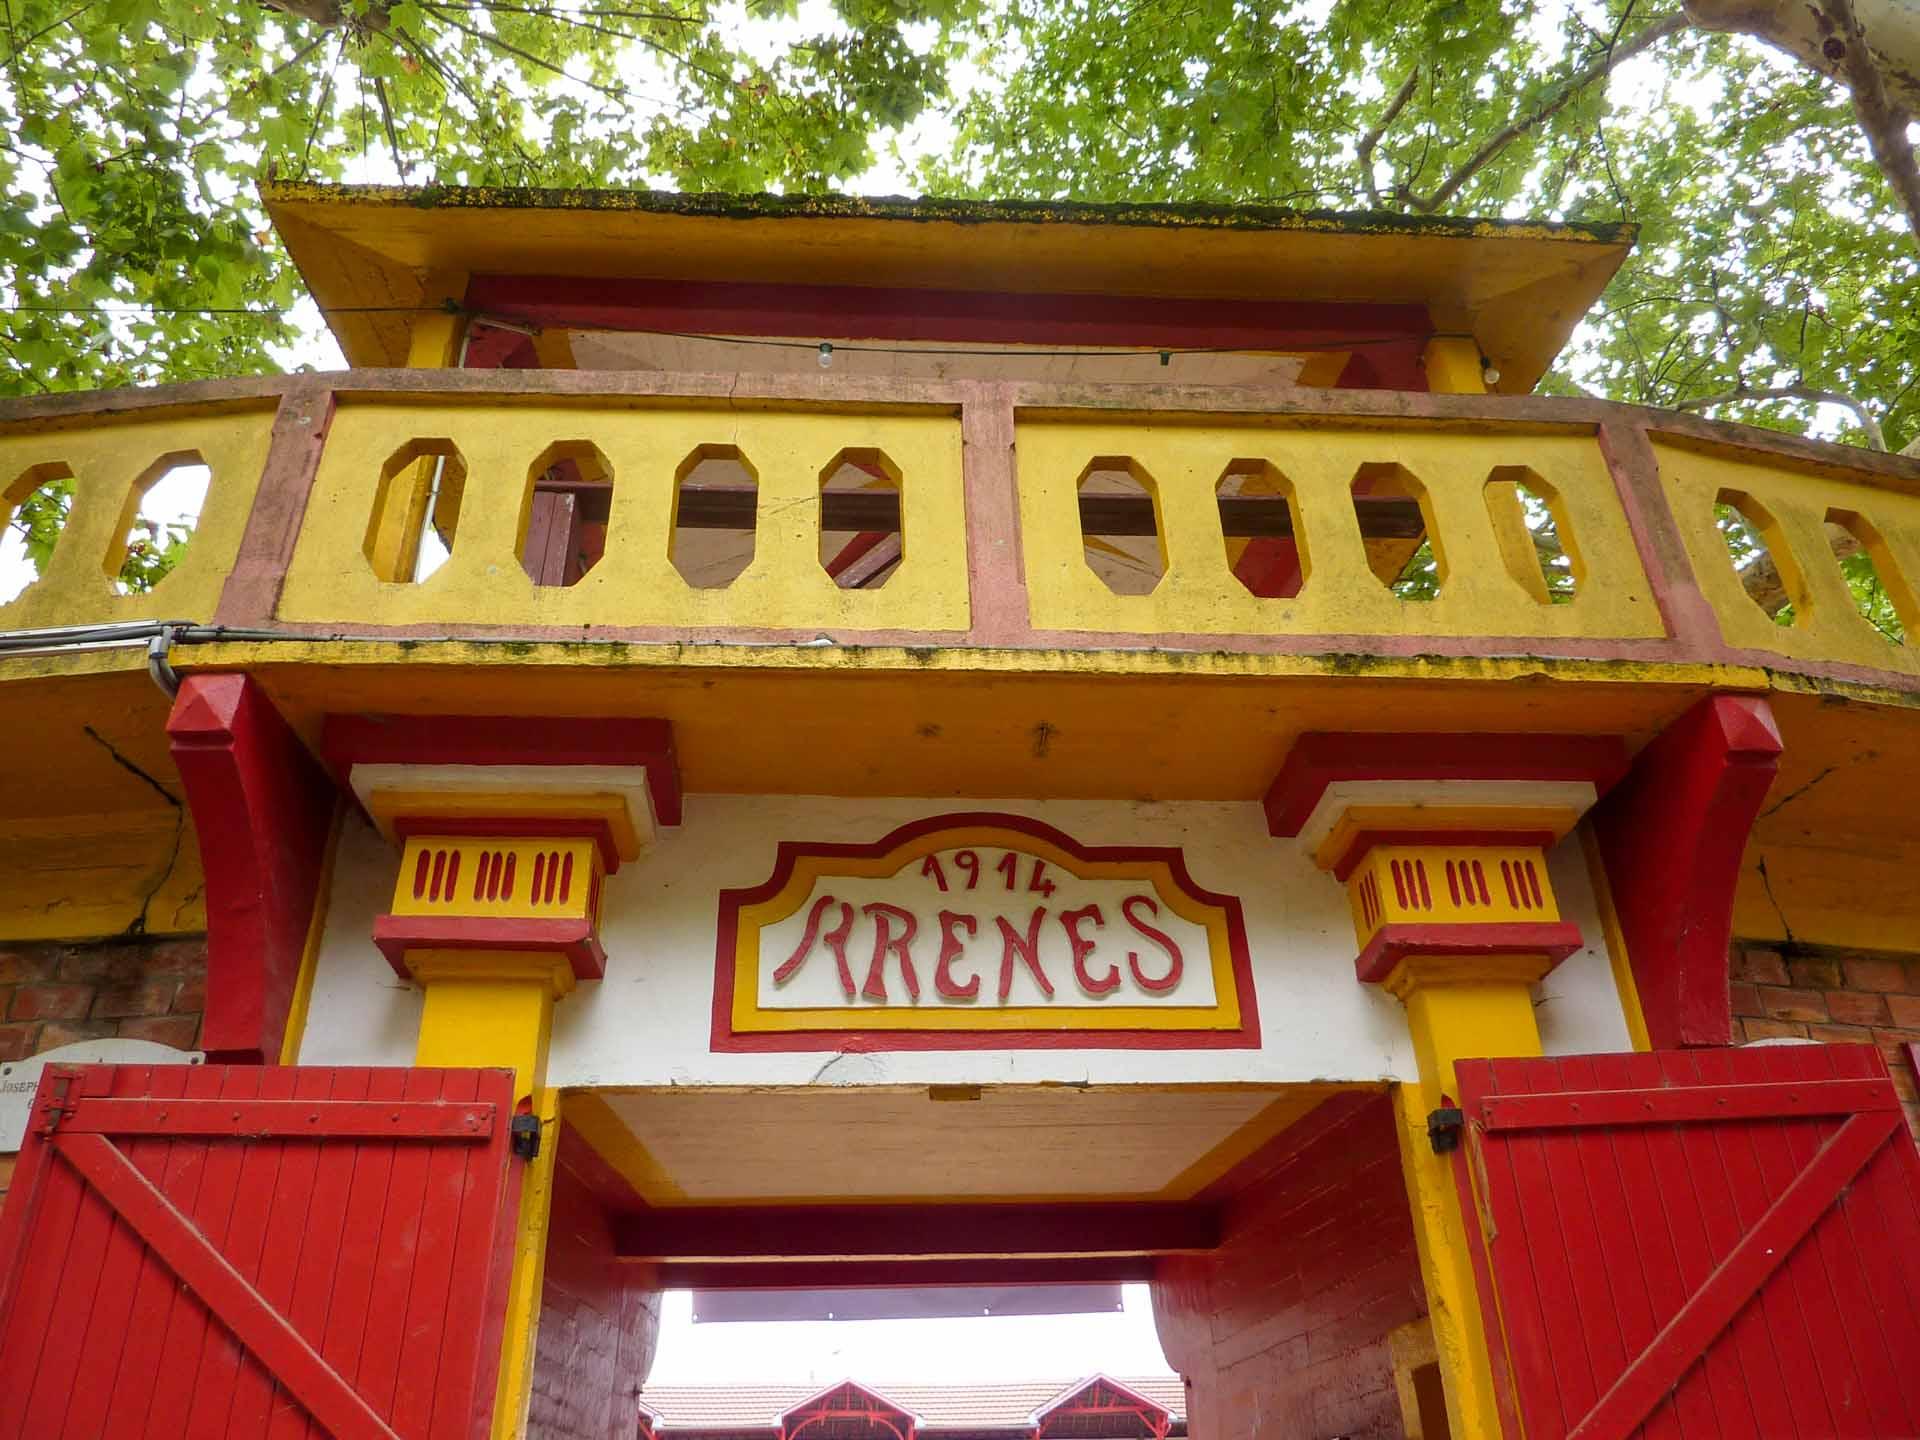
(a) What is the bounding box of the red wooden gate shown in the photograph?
[0,1063,521,1440]
[1457,1044,1920,1440]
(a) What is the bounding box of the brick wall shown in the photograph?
[0,936,207,1061]
[1730,942,1920,1142]
[527,1155,661,1440]
[0,936,207,1206]
[1154,1092,1426,1440]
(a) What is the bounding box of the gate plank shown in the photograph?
[1554,1055,1677,1440]
[273,1065,369,1440]
[355,1068,446,1418]
[1567,1107,1902,1440]
[51,1131,400,1440]
[1478,1079,1898,1131]
[1652,1049,1790,1438]
[1764,1046,1911,1436]
[389,1069,475,1435]
[52,1097,497,1139]
[1495,1054,1597,1430]
[186,1064,300,1438]
[1721,1047,1867,1435]
[318,1068,409,1416]
[1809,1047,1920,1432]
[101,1064,223,1438]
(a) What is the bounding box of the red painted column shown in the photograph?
[166,674,338,1063]
[1591,694,1783,1049]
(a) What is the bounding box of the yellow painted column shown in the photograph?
[407,953,569,1440]
[1386,956,1546,1440]
[1423,335,1489,394]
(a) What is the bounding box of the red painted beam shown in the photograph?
[616,1203,1218,1263]
[463,273,1433,364]
[1590,694,1782,1048]
[167,674,339,1065]
[652,1257,1160,1290]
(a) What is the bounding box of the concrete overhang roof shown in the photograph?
[264,181,1634,393]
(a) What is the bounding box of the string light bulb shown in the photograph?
[818,342,834,370]
[1481,355,1501,387]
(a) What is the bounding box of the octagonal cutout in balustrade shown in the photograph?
[1,462,72,604]
[1217,459,1306,599]
[819,448,903,590]
[671,445,756,589]
[1824,507,1912,645]
[1485,466,1580,604]
[1351,462,1443,600]
[364,439,466,584]
[1077,457,1165,595]
[1714,489,1801,627]
[522,442,613,588]
[111,451,210,595]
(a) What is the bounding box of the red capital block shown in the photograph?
[167,675,338,1064]
[1592,694,1783,1049]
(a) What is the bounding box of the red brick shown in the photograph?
[1787,956,1844,989]
[1741,1018,1809,1041]
[36,1020,115,1050]
[1728,983,1762,1018]
[1732,948,1790,985]
[171,977,206,1015]
[1756,986,1828,1023]
[1887,994,1920,1029]
[0,1022,35,1062]
[10,984,93,1022]
[56,944,152,984]
[1807,1023,1874,1046]
[0,949,57,985]
[1871,1027,1920,1047]
[1842,955,1914,994]
[90,978,177,1020]
[116,1016,200,1050]
[1826,991,1891,1026]
[144,938,208,971]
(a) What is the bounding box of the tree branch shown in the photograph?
[1356,68,1418,208]
[1402,11,1687,213]
[1820,0,1920,240]
[1676,383,1888,451]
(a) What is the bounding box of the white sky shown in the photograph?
[648,1285,1174,1386]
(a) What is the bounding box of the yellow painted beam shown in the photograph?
[1423,336,1488,395]
[1386,955,1546,1440]
[492,1086,558,1440]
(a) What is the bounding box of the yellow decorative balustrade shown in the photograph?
[5,375,1920,704]
[0,404,277,631]
[276,399,970,633]
[1015,419,1664,640]
[1657,438,1920,678]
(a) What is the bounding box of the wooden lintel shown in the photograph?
[651,1256,1160,1289]
[614,1202,1220,1263]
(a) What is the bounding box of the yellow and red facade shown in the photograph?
[2,185,1920,1440]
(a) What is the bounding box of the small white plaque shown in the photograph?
[0,1039,203,1152]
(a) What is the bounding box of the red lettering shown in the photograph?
[919,854,949,891]
[934,910,980,1000]
[861,902,921,1001]
[1028,858,1057,898]
[955,850,980,889]
[772,894,857,999]
[996,852,1019,890]
[1122,894,1184,993]
[996,907,1055,1001]
[1060,904,1116,996]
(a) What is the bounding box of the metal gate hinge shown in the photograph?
[1427,1106,1465,1155]
[509,1113,542,1161]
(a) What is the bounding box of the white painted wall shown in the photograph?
[297,796,1633,1084]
